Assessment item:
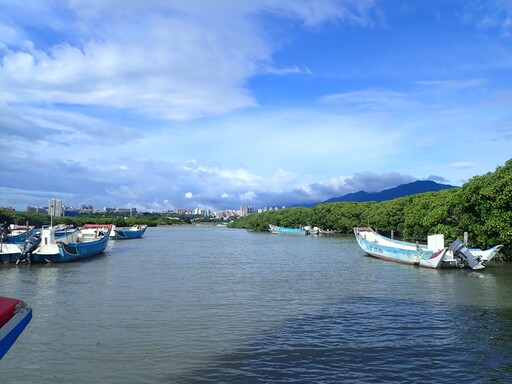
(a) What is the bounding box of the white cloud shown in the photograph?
[321,90,422,110]
[0,0,378,122]
[262,65,312,76]
[239,191,256,201]
[415,79,486,90]
[450,161,478,169]
[464,0,512,36]
[184,192,193,199]
[105,185,139,199]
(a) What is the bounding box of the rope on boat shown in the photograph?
[416,249,437,268]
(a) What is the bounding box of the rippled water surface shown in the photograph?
[1,226,512,383]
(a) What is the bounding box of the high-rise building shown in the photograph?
[194,208,211,216]
[48,199,63,217]
[240,206,254,217]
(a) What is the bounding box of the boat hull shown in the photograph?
[0,243,22,263]
[3,226,111,264]
[353,227,499,270]
[0,297,32,360]
[110,225,147,240]
[354,228,446,269]
[269,225,320,235]
[32,229,110,263]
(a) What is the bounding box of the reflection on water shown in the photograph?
[172,297,512,383]
[1,226,511,383]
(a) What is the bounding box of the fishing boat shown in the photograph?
[0,224,36,244]
[0,296,32,360]
[80,224,147,240]
[52,224,78,239]
[0,242,24,263]
[269,224,321,235]
[353,227,502,270]
[15,225,111,264]
[110,224,147,240]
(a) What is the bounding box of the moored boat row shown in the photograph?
[0,223,147,264]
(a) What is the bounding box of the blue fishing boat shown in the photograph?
[16,225,111,264]
[80,224,147,240]
[269,224,320,235]
[0,296,32,360]
[52,224,78,239]
[353,227,502,270]
[110,224,147,240]
[0,223,36,244]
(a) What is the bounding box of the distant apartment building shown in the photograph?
[97,207,116,214]
[0,206,15,211]
[194,208,211,216]
[258,206,283,213]
[214,210,237,220]
[48,199,63,217]
[115,207,138,216]
[239,206,253,217]
[175,208,192,215]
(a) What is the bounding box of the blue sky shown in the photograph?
[1,0,511,212]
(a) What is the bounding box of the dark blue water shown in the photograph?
[176,298,512,383]
[1,226,511,383]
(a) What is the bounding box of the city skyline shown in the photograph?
[1,1,511,212]
[3,198,257,218]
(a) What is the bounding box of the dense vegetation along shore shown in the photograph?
[0,212,196,231]
[229,159,512,261]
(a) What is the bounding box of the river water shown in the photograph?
[1,226,511,383]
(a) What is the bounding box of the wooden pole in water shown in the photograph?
[391,230,394,239]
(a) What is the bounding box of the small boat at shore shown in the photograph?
[269,224,321,235]
[353,227,503,270]
[0,296,32,360]
[111,224,147,240]
[81,224,147,240]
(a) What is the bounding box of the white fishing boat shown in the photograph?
[353,227,502,270]
[15,225,111,264]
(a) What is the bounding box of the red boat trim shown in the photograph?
[0,297,21,328]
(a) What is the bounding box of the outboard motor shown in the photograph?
[17,232,41,265]
[449,239,484,270]
[0,222,9,243]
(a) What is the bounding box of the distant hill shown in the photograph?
[298,180,456,207]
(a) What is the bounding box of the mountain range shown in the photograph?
[297,180,456,208]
